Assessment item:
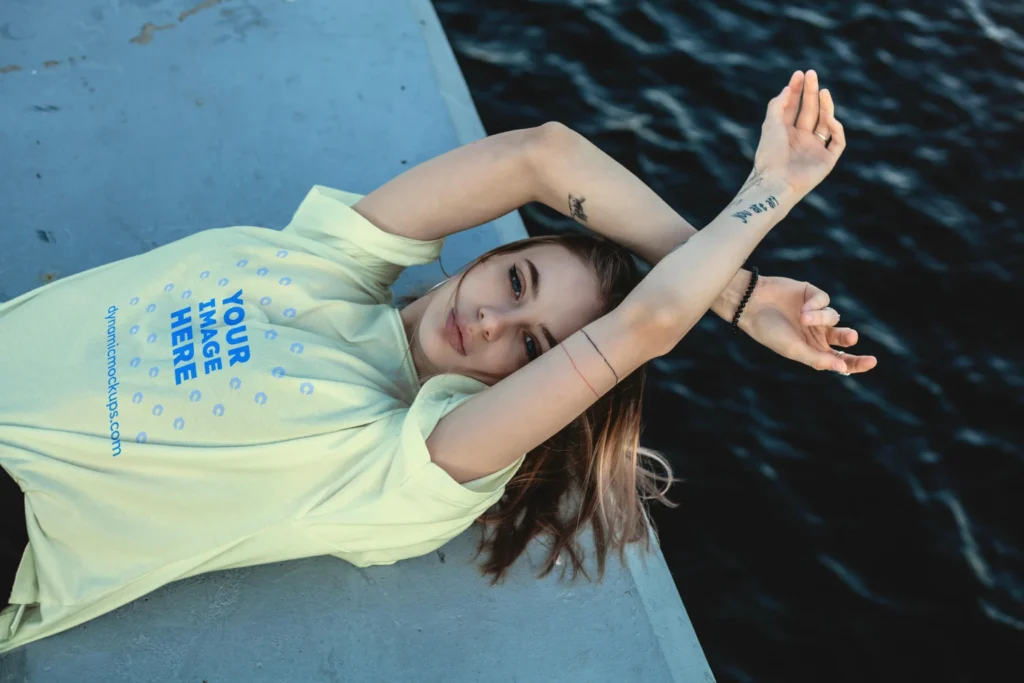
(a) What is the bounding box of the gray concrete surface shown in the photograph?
[0,1,715,681]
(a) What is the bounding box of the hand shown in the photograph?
[738,275,877,375]
[753,70,847,200]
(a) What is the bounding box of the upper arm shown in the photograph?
[425,302,669,484]
[350,125,554,242]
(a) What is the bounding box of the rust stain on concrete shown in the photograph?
[129,22,176,46]
[0,64,22,74]
[179,0,224,23]
[43,60,61,69]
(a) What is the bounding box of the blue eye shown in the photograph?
[524,334,538,361]
[508,264,522,299]
[509,264,538,361]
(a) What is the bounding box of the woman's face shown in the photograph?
[404,243,604,385]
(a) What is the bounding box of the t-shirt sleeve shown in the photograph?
[309,373,527,568]
[281,185,445,302]
[394,373,527,505]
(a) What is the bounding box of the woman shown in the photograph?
[0,69,874,652]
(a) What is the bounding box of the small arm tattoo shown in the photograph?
[730,167,764,207]
[731,195,780,224]
[568,194,588,222]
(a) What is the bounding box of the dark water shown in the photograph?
[434,2,1022,681]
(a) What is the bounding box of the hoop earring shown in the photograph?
[425,277,451,295]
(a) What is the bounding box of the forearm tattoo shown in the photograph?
[730,167,764,207]
[569,194,588,222]
[731,195,780,224]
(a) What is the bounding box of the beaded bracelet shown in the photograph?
[731,267,758,335]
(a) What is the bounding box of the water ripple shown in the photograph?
[435,0,1024,677]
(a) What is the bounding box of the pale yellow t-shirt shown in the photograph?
[0,185,526,653]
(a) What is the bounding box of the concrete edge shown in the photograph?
[406,0,527,245]
[626,519,716,683]
[408,2,715,680]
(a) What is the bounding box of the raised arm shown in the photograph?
[351,122,750,322]
[427,75,849,483]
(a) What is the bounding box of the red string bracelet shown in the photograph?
[560,343,600,399]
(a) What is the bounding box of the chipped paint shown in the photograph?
[0,64,22,74]
[129,22,176,46]
[43,60,60,69]
[179,0,224,23]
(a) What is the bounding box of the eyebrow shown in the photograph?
[525,257,558,351]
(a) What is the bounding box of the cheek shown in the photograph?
[482,342,523,376]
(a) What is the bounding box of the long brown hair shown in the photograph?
[398,233,680,585]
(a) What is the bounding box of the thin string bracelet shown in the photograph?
[580,329,619,384]
[560,343,600,399]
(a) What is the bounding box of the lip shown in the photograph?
[446,308,467,356]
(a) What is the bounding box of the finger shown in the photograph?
[843,354,878,374]
[820,89,847,156]
[801,284,830,312]
[764,82,793,126]
[801,306,840,327]
[782,70,803,125]
[825,326,859,347]
[831,351,878,375]
[804,349,849,373]
[796,69,820,131]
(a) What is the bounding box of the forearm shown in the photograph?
[528,122,753,321]
[623,174,796,352]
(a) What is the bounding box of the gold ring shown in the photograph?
[814,130,830,144]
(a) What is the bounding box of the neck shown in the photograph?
[398,289,436,385]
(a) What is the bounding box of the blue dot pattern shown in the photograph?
[121,250,321,448]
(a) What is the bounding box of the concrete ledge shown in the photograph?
[0,1,713,680]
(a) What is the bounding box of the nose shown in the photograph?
[476,305,517,342]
